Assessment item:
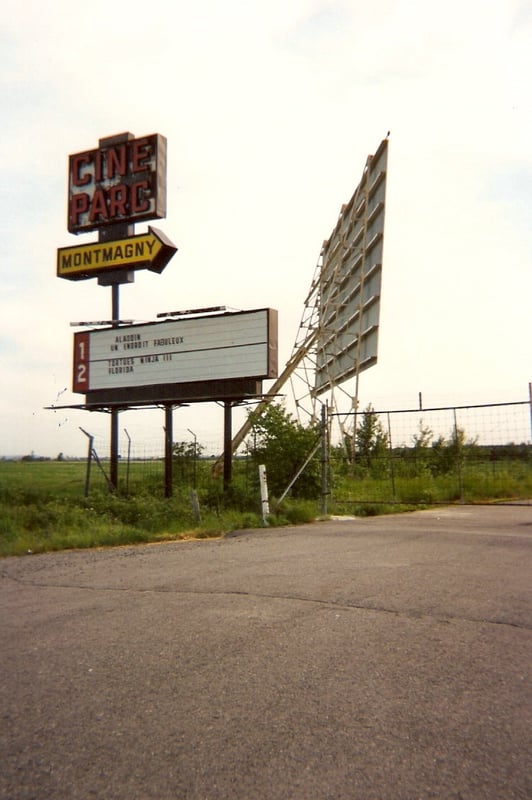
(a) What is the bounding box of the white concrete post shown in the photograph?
[258,464,270,524]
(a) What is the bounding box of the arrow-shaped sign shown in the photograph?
[57,226,177,281]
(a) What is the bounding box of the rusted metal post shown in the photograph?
[164,405,173,498]
[529,382,532,443]
[97,132,136,493]
[79,427,94,498]
[320,402,329,515]
[223,402,233,490]
[109,280,120,492]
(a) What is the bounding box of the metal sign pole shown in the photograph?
[223,402,233,490]
[96,133,136,492]
[320,402,329,515]
[110,282,120,491]
[99,256,130,493]
[164,405,174,498]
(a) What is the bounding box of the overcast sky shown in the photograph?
[1,0,531,458]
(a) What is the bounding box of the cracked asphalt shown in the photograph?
[1,505,531,799]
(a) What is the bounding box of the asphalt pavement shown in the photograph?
[1,505,531,799]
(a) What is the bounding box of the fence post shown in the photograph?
[453,407,463,501]
[124,428,131,495]
[258,465,270,524]
[190,490,201,523]
[79,427,94,498]
[387,412,396,501]
[529,382,532,443]
[321,402,329,515]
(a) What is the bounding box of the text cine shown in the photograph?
[68,134,165,233]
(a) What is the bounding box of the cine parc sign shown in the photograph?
[72,309,278,405]
[68,133,166,234]
[58,131,176,282]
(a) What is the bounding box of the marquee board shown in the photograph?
[73,308,278,405]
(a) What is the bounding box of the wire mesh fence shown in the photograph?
[329,401,532,508]
[76,400,532,507]
[77,427,251,499]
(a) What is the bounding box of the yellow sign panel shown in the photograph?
[57,226,177,281]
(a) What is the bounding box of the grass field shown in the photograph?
[1,456,531,557]
[329,454,532,514]
[0,460,317,557]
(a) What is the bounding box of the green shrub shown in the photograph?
[272,498,318,525]
[246,402,321,498]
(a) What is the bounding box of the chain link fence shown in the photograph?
[328,401,532,508]
[76,400,532,507]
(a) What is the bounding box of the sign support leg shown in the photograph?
[223,402,233,490]
[164,405,173,498]
[110,410,119,492]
